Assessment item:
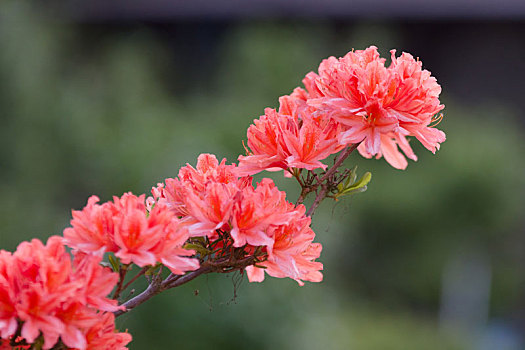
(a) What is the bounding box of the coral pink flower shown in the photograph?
[246,208,323,286]
[64,193,199,275]
[307,46,445,169]
[152,153,245,218]
[152,153,322,285]
[152,154,311,252]
[236,92,343,176]
[0,236,127,349]
[0,252,17,341]
[79,313,132,350]
[229,178,295,249]
[63,196,118,254]
[178,153,239,191]
[111,194,165,266]
[184,182,237,238]
[150,153,248,231]
[152,222,200,275]
[72,252,120,312]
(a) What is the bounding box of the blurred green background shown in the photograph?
[1,2,525,349]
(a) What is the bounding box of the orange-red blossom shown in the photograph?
[238,46,445,172]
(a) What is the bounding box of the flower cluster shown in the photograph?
[1,46,445,349]
[239,46,445,171]
[150,153,323,285]
[64,193,200,275]
[245,205,322,285]
[236,93,344,176]
[0,236,131,349]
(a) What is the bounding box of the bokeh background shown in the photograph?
[1,1,525,349]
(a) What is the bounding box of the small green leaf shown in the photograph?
[347,171,371,191]
[193,237,207,245]
[108,254,120,272]
[183,243,211,256]
[335,171,372,199]
[348,165,358,185]
[340,186,367,196]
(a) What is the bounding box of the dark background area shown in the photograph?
[1,1,525,349]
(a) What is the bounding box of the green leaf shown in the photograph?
[183,243,211,256]
[108,254,120,272]
[193,236,207,245]
[340,186,367,196]
[336,171,372,198]
[348,165,358,186]
[347,171,372,192]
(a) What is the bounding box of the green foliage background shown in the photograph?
[1,3,524,349]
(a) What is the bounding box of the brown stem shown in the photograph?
[296,187,309,206]
[112,265,129,300]
[306,184,328,217]
[114,256,257,317]
[293,168,310,206]
[119,267,148,296]
[319,143,359,184]
[162,265,213,290]
[305,143,360,217]
[114,274,163,317]
[290,168,304,187]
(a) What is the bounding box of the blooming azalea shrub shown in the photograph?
[0,46,444,349]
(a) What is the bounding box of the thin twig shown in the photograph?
[114,256,257,317]
[112,265,129,300]
[305,143,360,217]
[162,265,213,290]
[114,274,163,317]
[296,187,309,206]
[290,168,305,187]
[319,143,359,184]
[119,267,148,296]
[306,184,328,217]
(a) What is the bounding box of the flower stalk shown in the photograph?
[293,143,361,216]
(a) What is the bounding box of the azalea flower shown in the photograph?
[62,196,118,254]
[307,46,445,169]
[236,92,343,176]
[154,154,310,253]
[152,153,246,218]
[246,208,323,286]
[63,193,199,275]
[229,178,294,248]
[0,236,129,349]
[80,313,132,350]
[184,181,237,238]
